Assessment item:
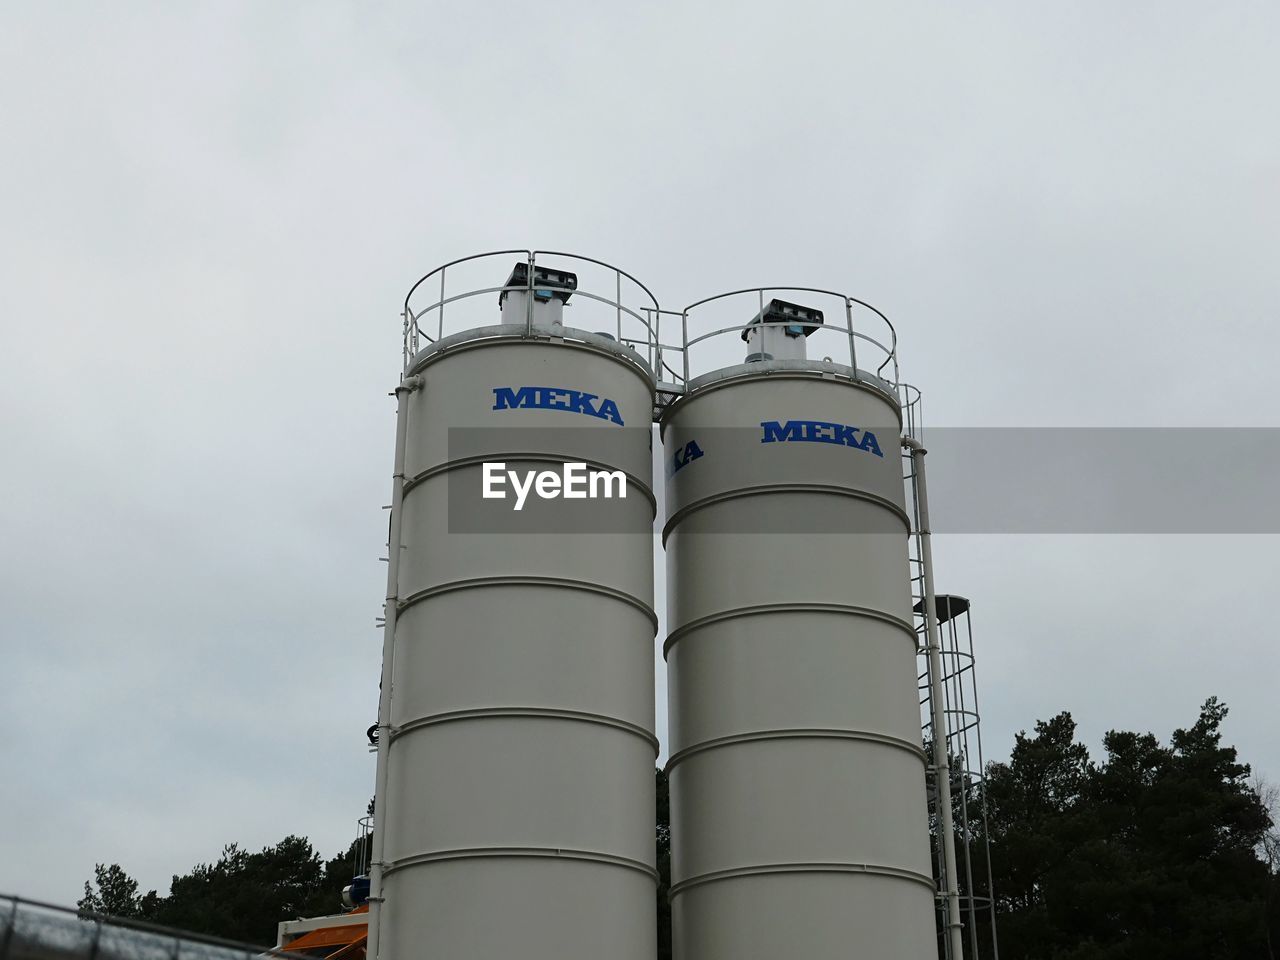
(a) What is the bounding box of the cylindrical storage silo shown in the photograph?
[662,330,936,958]
[373,259,658,960]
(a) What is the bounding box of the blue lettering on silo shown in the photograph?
[491,386,625,425]
[759,420,884,458]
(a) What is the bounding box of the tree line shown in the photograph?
[82,698,1279,957]
[976,697,1278,959]
[77,835,365,945]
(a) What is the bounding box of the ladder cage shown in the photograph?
[902,387,1000,960]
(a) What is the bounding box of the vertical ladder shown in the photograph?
[901,387,1000,960]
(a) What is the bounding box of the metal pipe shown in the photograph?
[524,252,535,337]
[844,297,858,378]
[438,268,446,340]
[903,436,965,960]
[681,310,689,385]
[366,374,421,960]
[402,308,410,375]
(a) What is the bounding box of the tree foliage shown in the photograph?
[656,767,672,960]
[78,834,368,946]
[78,862,155,919]
[983,698,1279,960]
[81,700,1279,956]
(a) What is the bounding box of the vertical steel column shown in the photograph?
[366,374,420,960]
[904,436,965,960]
[1,896,17,960]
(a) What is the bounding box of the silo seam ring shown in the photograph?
[663,602,915,655]
[390,707,660,752]
[665,366,903,421]
[661,483,910,543]
[664,727,926,772]
[668,860,935,898]
[403,455,656,513]
[383,845,659,882]
[399,576,659,630]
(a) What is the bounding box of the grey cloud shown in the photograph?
[1,0,1277,907]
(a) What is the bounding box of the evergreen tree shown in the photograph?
[656,767,672,960]
[77,863,156,919]
[986,699,1276,960]
[79,702,1279,956]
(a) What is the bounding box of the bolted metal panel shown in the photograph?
[662,371,936,960]
[380,860,656,960]
[671,873,936,959]
[378,331,657,960]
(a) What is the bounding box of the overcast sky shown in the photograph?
[2,2,1278,908]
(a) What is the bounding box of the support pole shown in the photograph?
[904,436,966,960]
[366,374,420,960]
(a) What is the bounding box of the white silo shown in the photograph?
[660,291,938,959]
[367,252,661,960]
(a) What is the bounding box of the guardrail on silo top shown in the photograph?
[400,249,662,379]
[658,286,902,406]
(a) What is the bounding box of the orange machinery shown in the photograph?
[276,903,368,958]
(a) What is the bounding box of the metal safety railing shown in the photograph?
[912,598,1000,960]
[901,383,925,444]
[400,250,662,378]
[658,286,902,401]
[351,817,373,880]
[399,255,904,425]
[0,894,305,960]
